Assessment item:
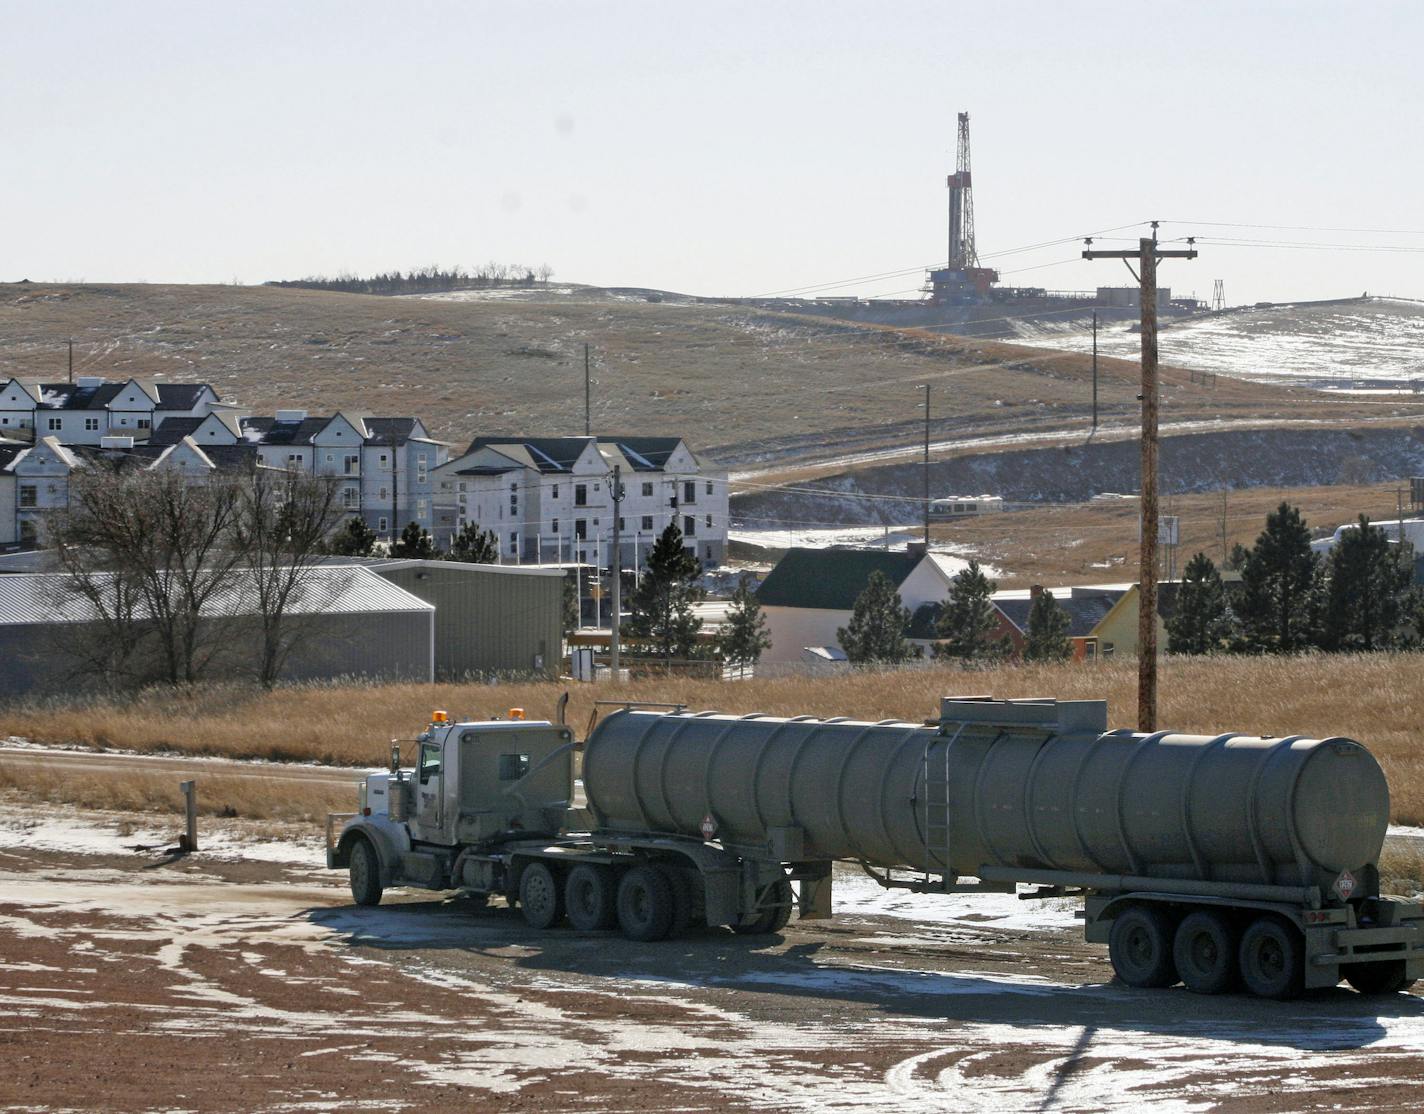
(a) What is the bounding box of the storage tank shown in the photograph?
[581,698,1390,890]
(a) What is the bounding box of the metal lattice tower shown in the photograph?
[1212,278,1225,312]
[947,112,979,271]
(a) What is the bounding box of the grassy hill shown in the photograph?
[5,282,1418,471]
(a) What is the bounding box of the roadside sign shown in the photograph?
[1335,870,1357,900]
[700,814,717,841]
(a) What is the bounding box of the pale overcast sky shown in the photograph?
[5,1,1421,304]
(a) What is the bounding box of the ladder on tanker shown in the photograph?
[920,719,964,892]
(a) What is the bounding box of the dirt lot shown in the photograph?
[3,804,1423,1112]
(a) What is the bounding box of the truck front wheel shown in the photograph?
[519,862,565,930]
[1238,915,1304,1000]
[349,839,383,907]
[617,865,675,941]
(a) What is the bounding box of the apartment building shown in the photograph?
[148,409,450,544]
[433,435,728,568]
[0,375,223,443]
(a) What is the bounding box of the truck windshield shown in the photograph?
[418,742,442,784]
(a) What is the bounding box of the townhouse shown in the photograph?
[0,375,223,443]
[147,409,449,544]
[432,435,728,567]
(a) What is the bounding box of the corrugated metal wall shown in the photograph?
[377,566,561,680]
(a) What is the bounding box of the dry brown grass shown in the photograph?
[938,480,1420,588]
[0,760,350,823]
[4,283,1417,471]
[3,653,1422,821]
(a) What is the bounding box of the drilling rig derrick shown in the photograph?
[928,111,998,304]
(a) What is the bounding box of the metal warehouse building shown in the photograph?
[0,566,435,696]
[332,558,564,680]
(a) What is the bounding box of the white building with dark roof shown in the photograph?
[432,435,728,567]
[0,375,223,444]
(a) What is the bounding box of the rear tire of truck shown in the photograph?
[565,865,617,931]
[733,878,793,936]
[662,866,695,938]
[616,865,675,942]
[1238,915,1304,1000]
[1344,960,1415,996]
[349,839,383,907]
[519,862,564,930]
[1108,906,1178,988]
[1173,910,1239,995]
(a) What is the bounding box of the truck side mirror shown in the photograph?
[390,742,401,773]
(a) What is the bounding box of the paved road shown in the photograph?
[0,743,367,792]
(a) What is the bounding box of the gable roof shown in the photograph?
[756,548,924,611]
[600,437,687,470]
[145,416,206,445]
[993,586,1128,638]
[464,437,596,473]
[153,383,213,410]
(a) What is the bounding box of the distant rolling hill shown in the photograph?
[1014,296,1424,392]
[2,283,1418,476]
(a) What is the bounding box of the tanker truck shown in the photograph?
[325,696,1424,1000]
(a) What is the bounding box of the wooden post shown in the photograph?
[1082,229,1196,734]
[1137,238,1159,733]
[180,780,198,852]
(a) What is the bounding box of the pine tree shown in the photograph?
[717,574,772,674]
[1238,502,1318,652]
[1167,552,1234,654]
[624,523,704,662]
[391,521,436,559]
[326,516,378,557]
[445,522,499,563]
[837,571,913,664]
[1023,589,1072,661]
[1321,516,1414,651]
[934,559,1006,664]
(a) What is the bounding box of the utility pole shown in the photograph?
[610,464,624,677]
[922,384,931,548]
[584,344,592,437]
[1398,486,1405,545]
[1091,311,1098,432]
[1083,226,1197,732]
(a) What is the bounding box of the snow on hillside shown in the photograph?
[1015,297,1424,391]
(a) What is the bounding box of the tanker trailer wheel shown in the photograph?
[734,878,794,936]
[660,865,695,938]
[518,862,565,930]
[1238,915,1304,1000]
[1108,905,1178,988]
[1173,910,1239,995]
[1343,960,1415,996]
[348,838,383,907]
[565,864,617,931]
[616,865,675,942]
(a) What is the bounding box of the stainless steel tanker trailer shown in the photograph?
[325,696,1424,1000]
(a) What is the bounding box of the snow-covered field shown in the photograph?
[1016,297,1424,391]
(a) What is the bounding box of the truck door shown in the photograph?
[412,738,445,841]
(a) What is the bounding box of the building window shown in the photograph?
[47,417,62,431]
[458,481,467,492]
[551,518,559,534]
[287,453,303,467]
[18,484,37,508]
[618,517,625,531]
[642,482,653,497]
[641,515,653,531]
[137,418,150,430]
[683,481,696,505]
[706,481,713,495]
[417,454,428,483]
[325,453,335,463]
[378,516,389,532]
[684,515,696,536]
[343,486,359,509]
[551,484,559,498]
[510,492,518,512]
[379,487,389,501]
[84,417,100,431]
[706,514,712,528]
[575,519,587,540]
[706,545,713,560]
[379,452,390,469]
[574,483,587,506]
[417,498,427,516]
[509,532,518,554]
[344,454,359,474]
